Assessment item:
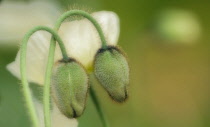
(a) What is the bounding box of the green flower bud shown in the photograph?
[51,58,88,118]
[94,46,129,102]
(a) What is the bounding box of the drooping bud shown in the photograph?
[51,58,88,118]
[94,46,129,102]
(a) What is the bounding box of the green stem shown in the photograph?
[90,87,109,127]
[20,26,68,127]
[56,10,107,49]
[44,10,108,127]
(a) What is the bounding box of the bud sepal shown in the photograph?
[51,58,89,118]
[94,46,129,102]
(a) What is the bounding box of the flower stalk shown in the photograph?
[90,87,109,127]
[20,26,68,127]
[20,10,111,127]
[44,10,109,127]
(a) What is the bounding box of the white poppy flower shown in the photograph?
[0,1,61,45]
[7,11,120,84]
[7,11,120,126]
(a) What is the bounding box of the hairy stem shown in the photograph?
[56,10,107,49]
[44,10,108,127]
[90,87,109,127]
[20,26,68,127]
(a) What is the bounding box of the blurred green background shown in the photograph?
[0,0,210,127]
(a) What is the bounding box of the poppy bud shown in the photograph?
[51,58,88,118]
[94,46,129,102]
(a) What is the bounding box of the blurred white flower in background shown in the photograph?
[7,11,120,126]
[0,0,62,46]
[155,9,202,44]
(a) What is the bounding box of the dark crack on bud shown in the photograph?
[72,105,77,118]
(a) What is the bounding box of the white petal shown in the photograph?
[0,1,61,45]
[7,11,120,85]
[58,11,120,69]
[92,11,120,45]
[34,97,78,127]
[7,31,53,85]
[51,102,78,127]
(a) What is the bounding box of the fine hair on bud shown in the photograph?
[51,58,89,118]
[94,46,129,103]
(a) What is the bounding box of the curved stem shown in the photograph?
[20,26,68,127]
[44,10,108,127]
[56,10,107,49]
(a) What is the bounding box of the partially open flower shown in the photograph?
[7,11,119,85]
[94,46,129,102]
[7,11,120,126]
[51,58,88,118]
